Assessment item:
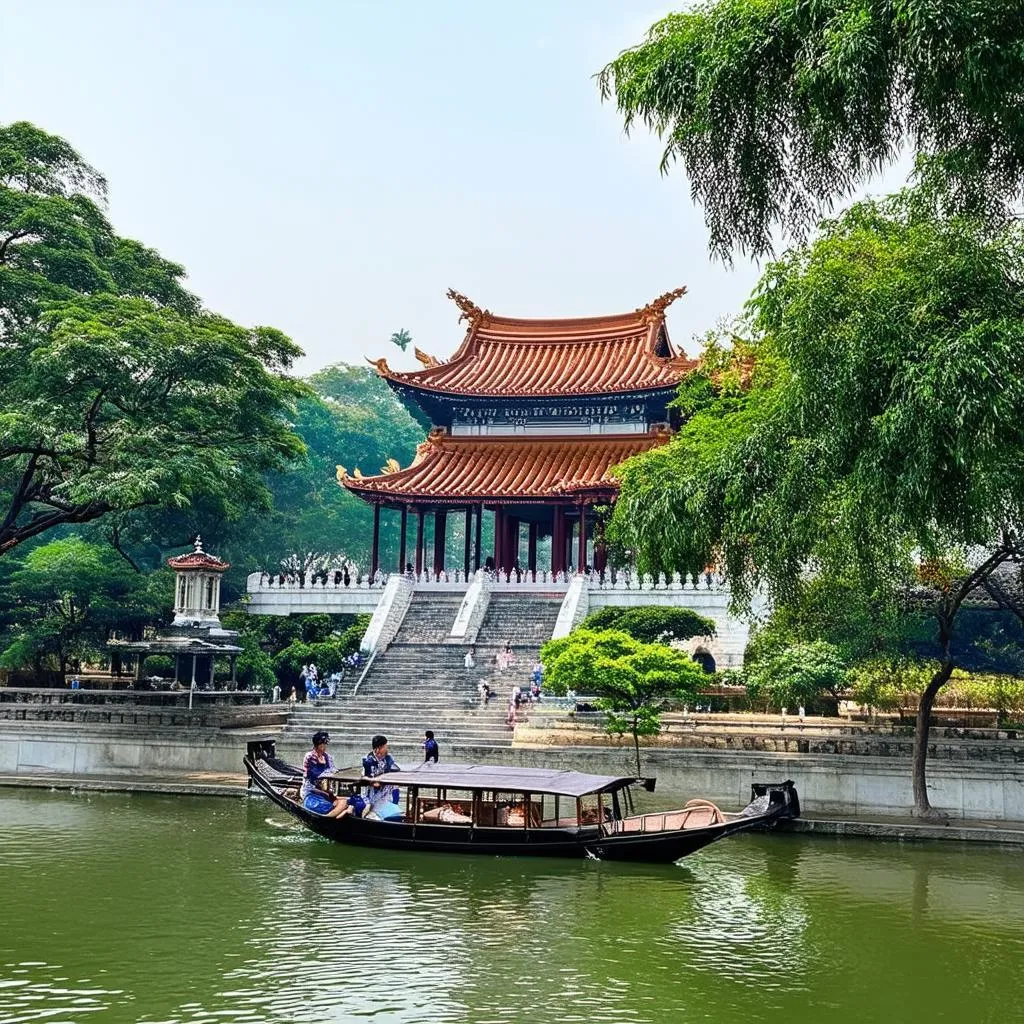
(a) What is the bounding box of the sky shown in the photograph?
[0,1,892,376]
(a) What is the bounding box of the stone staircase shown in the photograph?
[281,590,565,759]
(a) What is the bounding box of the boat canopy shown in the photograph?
[323,761,650,798]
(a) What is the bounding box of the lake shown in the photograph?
[2,788,1022,1023]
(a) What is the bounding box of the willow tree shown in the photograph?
[598,1,1024,260]
[609,195,1024,817]
[0,122,306,556]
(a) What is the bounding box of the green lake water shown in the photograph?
[1,788,1023,1024]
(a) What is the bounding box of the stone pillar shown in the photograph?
[415,509,425,575]
[399,506,408,572]
[433,510,447,575]
[370,503,381,578]
[173,654,180,685]
[190,654,197,688]
[230,655,237,688]
[463,507,472,577]
[528,522,538,575]
[208,654,215,688]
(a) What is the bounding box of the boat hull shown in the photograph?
[244,749,799,864]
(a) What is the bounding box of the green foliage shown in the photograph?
[581,606,715,645]
[541,628,705,774]
[389,328,412,351]
[0,121,306,557]
[141,654,174,677]
[0,537,164,672]
[743,641,847,712]
[599,1,1024,259]
[611,197,1024,612]
[849,660,1024,719]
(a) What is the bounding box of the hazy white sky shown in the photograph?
[1,1,900,375]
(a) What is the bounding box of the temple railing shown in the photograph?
[246,567,731,594]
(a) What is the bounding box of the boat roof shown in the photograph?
[323,762,644,798]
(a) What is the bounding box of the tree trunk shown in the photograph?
[631,717,642,778]
[912,661,953,819]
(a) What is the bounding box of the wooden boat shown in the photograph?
[244,740,799,863]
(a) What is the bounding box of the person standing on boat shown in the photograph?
[300,731,352,819]
[362,734,400,816]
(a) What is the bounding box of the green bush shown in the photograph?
[581,606,715,644]
[141,654,174,677]
[744,641,847,711]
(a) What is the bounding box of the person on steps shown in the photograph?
[423,730,439,763]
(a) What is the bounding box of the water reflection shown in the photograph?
[1,791,1023,1024]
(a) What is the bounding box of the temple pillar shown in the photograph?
[507,516,520,571]
[399,506,408,572]
[552,506,566,575]
[370,503,381,577]
[190,654,197,688]
[474,503,483,571]
[230,655,237,688]
[433,510,447,575]
[577,504,589,572]
[173,654,180,685]
[463,507,472,577]
[415,510,425,575]
[494,507,505,570]
[208,655,216,689]
[527,522,538,576]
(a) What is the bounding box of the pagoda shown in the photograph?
[339,288,693,578]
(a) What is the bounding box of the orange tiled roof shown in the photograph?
[338,430,670,504]
[368,289,694,398]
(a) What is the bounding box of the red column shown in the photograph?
[527,522,538,576]
[494,506,505,570]
[370,503,381,577]
[433,510,447,575]
[463,507,472,577]
[474,503,482,571]
[507,516,520,571]
[552,506,566,575]
[415,509,425,575]
[576,504,587,572]
[398,506,408,571]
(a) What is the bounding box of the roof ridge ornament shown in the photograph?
[193,534,204,553]
[635,286,688,325]
[366,356,391,376]
[414,346,440,368]
[446,288,492,327]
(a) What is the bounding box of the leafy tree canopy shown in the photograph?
[541,627,705,774]
[599,0,1024,259]
[582,605,715,645]
[743,640,847,712]
[609,194,1024,814]
[0,121,306,557]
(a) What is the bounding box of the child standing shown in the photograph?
[423,730,439,763]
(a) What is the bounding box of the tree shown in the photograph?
[540,628,704,775]
[609,196,1024,816]
[0,536,165,676]
[744,640,847,713]
[598,1,1024,260]
[0,121,306,557]
[582,605,715,645]
[389,328,412,351]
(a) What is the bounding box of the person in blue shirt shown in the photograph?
[300,731,354,819]
[362,734,400,816]
[423,730,439,763]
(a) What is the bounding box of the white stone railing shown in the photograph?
[584,569,729,592]
[360,575,414,654]
[245,570,388,592]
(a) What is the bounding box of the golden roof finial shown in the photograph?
[635,286,688,325]
[414,346,440,368]
[381,457,401,474]
[335,465,349,483]
[366,356,391,376]
[446,288,491,327]
[353,467,364,480]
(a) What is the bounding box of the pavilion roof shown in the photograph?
[339,429,670,505]
[367,288,695,400]
[167,536,230,572]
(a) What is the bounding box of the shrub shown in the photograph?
[744,641,846,711]
[581,606,715,644]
